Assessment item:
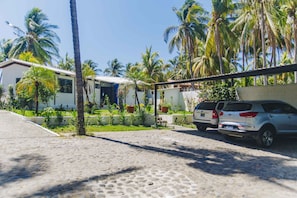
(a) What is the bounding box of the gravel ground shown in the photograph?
[1,110,297,198]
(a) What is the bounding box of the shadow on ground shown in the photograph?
[92,135,297,191]
[23,167,141,197]
[0,154,48,187]
[172,128,297,158]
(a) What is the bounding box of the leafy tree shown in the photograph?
[70,0,85,135]
[16,66,58,114]
[7,7,60,64]
[104,58,124,77]
[164,1,207,83]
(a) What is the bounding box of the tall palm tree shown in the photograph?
[7,7,60,64]
[70,0,85,135]
[208,0,236,75]
[141,46,163,83]
[104,58,124,77]
[16,66,58,114]
[281,0,297,83]
[164,1,207,84]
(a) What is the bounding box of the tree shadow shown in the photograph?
[172,128,297,158]
[93,135,297,191]
[0,154,48,187]
[24,167,141,198]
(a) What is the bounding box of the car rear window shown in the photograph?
[196,102,217,110]
[223,103,252,111]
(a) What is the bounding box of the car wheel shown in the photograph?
[257,127,275,147]
[197,125,207,132]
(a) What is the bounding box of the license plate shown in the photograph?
[225,126,234,130]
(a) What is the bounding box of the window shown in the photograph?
[58,78,72,93]
[95,83,100,89]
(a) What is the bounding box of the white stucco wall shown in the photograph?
[1,63,28,93]
[237,84,297,108]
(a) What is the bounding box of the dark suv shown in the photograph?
[193,101,228,131]
[218,100,297,147]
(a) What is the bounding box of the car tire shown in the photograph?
[197,125,207,132]
[256,127,275,148]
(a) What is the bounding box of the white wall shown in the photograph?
[237,84,297,108]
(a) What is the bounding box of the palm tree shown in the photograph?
[281,0,297,83]
[82,63,96,104]
[104,58,124,77]
[83,59,101,74]
[58,53,75,71]
[70,0,85,135]
[164,1,207,84]
[16,66,58,114]
[125,64,145,112]
[0,39,13,62]
[7,8,60,64]
[141,47,163,83]
[208,0,236,75]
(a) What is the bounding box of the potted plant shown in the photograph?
[126,105,135,113]
[161,103,170,113]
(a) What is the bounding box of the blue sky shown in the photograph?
[0,0,212,71]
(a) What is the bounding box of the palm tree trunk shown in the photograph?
[34,83,39,115]
[294,16,297,83]
[260,1,267,85]
[70,0,85,135]
[215,22,224,75]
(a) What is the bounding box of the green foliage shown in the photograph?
[41,107,55,127]
[200,82,237,101]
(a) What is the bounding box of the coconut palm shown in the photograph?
[70,0,85,135]
[16,66,58,114]
[104,58,124,77]
[7,7,60,64]
[141,46,163,83]
[0,39,13,62]
[164,1,207,83]
[84,59,101,74]
[281,0,297,82]
[58,53,75,71]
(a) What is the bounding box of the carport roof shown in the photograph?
[155,63,297,86]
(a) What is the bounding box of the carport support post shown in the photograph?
[154,84,158,128]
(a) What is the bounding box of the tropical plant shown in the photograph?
[164,0,208,83]
[70,0,85,135]
[18,52,41,63]
[82,62,96,104]
[104,58,124,77]
[7,7,60,64]
[126,64,145,112]
[0,39,13,62]
[16,66,58,114]
[58,53,75,71]
[140,46,164,84]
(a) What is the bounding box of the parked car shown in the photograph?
[193,101,228,131]
[218,100,297,147]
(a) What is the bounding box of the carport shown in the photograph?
[153,64,297,125]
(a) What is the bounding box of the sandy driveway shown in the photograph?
[0,110,297,197]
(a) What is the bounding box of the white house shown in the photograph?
[0,59,144,109]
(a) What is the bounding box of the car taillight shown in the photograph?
[239,112,258,118]
[212,110,218,119]
[219,112,223,116]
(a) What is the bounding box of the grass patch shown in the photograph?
[50,124,156,134]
